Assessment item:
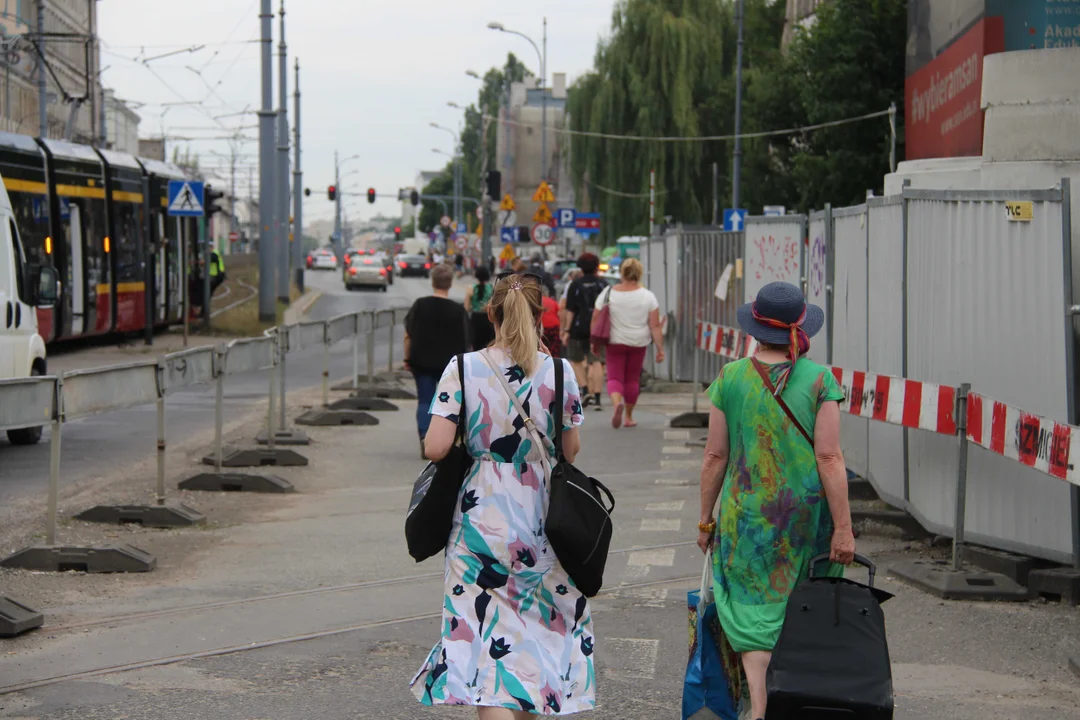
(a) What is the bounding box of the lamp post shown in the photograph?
[334,153,360,259]
[430,122,461,232]
[488,19,546,181]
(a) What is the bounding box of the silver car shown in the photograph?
[343,252,389,291]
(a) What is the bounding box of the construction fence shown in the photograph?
[643,182,1079,568]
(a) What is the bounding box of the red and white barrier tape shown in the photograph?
[829,368,957,436]
[696,321,757,360]
[966,392,1079,487]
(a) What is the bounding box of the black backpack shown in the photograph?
[569,278,606,339]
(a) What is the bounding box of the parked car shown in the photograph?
[396,254,431,278]
[311,248,338,270]
[344,253,389,291]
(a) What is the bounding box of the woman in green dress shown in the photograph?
[696,281,856,720]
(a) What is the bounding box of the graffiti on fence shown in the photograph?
[808,233,826,303]
[748,233,799,283]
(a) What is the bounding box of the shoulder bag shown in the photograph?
[751,357,813,446]
[484,350,615,597]
[589,285,613,355]
[405,354,474,562]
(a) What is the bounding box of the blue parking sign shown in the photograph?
[557,208,576,229]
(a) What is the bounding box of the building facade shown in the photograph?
[104,87,138,154]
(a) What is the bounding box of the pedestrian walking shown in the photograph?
[562,253,607,410]
[696,281,856,720]
[541,284,563,358]
[410,272,593,717]
[404,265,469,456]
[528,251,557,297]
[464,265,495,350]
[454,251,465,277]
[595,258,664,428]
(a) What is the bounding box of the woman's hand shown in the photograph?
[830,526,856,565]
[697,530,712,554]
[655,346,666,364]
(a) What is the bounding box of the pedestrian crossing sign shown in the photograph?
[531,181,555,203]
[168,180,205,217]
[532,204,553,225]
[500,194,516,211]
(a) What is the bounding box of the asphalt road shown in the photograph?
[0,268,458,508]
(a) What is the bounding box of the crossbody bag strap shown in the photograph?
[751,357,814,447]
[480,350,554,474]
[455,353,467,442]
[553,355,564,460]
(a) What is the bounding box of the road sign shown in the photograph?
[500,244,516,261]
[498,209,517,227]
[456,235,468,250]
[228,230,240,242]
[440,215,451,228]
[723,208,747,232]
[457,222,466,233]
[531,181,555,203]
[500,226,520,243]
[763,205,785,217]
[500,194,516,211]
[533,204,554,225]
[167,180,204,217]
[531,223,555,246]
[557,208,576,229]
[575,212,600,234]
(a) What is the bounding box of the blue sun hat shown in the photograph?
[736,281,824,394]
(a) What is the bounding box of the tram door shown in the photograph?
[68,203,84,335]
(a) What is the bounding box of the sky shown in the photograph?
[97,0,616,228]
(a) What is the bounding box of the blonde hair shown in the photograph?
[490,273,543,375]
[621,257,644,282]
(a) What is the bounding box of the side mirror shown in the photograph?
[32,266,59,307]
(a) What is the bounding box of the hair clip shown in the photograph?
[508,281,523,291]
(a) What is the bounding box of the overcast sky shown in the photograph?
[98,1,614,226]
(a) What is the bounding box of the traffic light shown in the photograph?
[304,188,311,197]
[485,170,501,200]
[327,185,336,201]
[394,226,401,241]
[367,188,376,204]
[205,185,226,218]
[410,189,420,206]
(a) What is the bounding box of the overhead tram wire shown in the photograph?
[197,0,259,72]
[481,107,893,143]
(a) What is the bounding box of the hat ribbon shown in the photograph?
[751,302,810,395]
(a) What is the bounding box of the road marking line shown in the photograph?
[628,548,675,567]
[646,500,684,512]
[605,638,660,679]
[640,518,681,532]
[664,430,690,441]
[662,445,692,454]
[623,564,650,579]
[661,459,699,470]
[614,587,669,608]
[655,477,691,486]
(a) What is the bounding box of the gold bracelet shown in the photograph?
[698,520,716,534]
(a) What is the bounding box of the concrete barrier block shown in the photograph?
[890,559,1029,601]
[75,504,206,528]
[180,472,295,494]
[1028,567,1080,607]
[0,544,156,573]
[0,596,44,638]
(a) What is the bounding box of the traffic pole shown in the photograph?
[201,215,210,332]
[292,58,304,294]
[276,0,290,304]
[257,0,276,322]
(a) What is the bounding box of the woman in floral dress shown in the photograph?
[411,273,593,718]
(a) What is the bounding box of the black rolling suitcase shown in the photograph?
[765,554,894,719]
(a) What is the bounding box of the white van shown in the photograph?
[0,180,58,445]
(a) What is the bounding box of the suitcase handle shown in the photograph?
[809,552,876,587]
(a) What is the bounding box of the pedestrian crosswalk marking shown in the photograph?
[664,430,690,441]
[628,548,675,566]
[661,459,699,470]
[640,518,681,532]
[662,445,691,454]
[655,477,690,486]
[614,587,669,608]
[605,638,660,679]
[646,500,684,511]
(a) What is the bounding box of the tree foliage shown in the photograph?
[567,0,906,241]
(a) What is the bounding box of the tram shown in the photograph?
[0,131,196,343]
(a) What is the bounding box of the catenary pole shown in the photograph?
[257,0,276,321]
[333,151,341,258]
[36,0,46,137]
[292,58,303,293]
[541,17,547,181]
[276,0,290,302]
[732,0,745,209]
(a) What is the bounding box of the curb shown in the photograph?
[284,290,323,325]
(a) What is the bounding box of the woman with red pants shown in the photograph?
[593,258,664,428]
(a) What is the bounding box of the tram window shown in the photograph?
[8,193,49,268]
[114,201,143,282]
[64,197,109,294]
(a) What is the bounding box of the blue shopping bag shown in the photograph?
[682,550,740,720]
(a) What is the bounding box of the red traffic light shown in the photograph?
[327,185,337,201]
[367,188,376,204]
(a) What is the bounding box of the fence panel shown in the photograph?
[326,313,356,346]
[223,335,275,376]
[296,320,326,350]
[161,346,216,394]
[866,197,906,508]
[831,204,869,478]
[644,232,675,379]
[905,187,1073,562]
[743,215,806,303]
[63,362,160,420]
[677,228,742,383]
[806,211,829,364]
[0,376,56,430]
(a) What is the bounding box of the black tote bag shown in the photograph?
[546,358,615,597]
[405,355,474,562]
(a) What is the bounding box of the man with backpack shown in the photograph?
[562,252,608,409]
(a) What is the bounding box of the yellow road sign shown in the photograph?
[500,194,516,211]
[532,204,553,225]
[1005,200,1033,222]
[532,181,555,203]
[500,244,516,261]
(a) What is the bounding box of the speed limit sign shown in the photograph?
[530,223,554,246]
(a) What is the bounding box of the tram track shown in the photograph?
[0,570,698,697]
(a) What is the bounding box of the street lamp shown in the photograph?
[488,18,547,180]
